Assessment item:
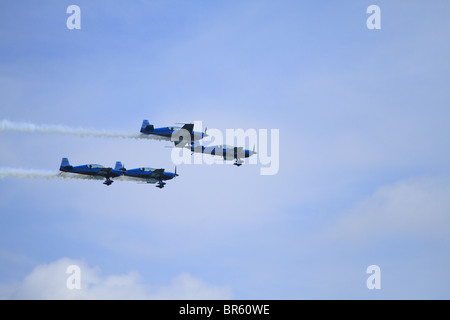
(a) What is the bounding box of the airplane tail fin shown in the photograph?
[141,120,154,133]
[60,157,72,170]
[114,161,126,172]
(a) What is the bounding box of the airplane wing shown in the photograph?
[235,147,245,160]
[150,168,165,180]
[172,124,194,147]
[96,168,112,177]
[181,123,194,133]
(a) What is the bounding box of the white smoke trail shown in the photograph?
[0,167,159,184]
[0,119,169,141]
[0,168,103,181]
[0,168,165,184]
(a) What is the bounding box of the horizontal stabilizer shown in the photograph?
[181,123,194,133]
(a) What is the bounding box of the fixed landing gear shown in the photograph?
[103,178,114,186]
[156,181,166,189]
[234,160,244,167]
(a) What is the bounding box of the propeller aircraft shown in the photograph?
[121,165,179,188]
[140,120,207,147]
[186,142,257,166]
[59,158,124,186]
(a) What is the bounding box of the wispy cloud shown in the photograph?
[0,257,232,300]
[325,175,450,243]
[0,119,168,141]
[0,167,106,181]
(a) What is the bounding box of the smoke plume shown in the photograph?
[0,119,167,141]
[0,168,102,181]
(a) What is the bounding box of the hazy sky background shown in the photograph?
[0,0,449,299]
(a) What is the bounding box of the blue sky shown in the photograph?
[0,0,449,299]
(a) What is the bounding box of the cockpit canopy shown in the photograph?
[139,167,155,172]
[217,145,234,150]
[87,164,105,169]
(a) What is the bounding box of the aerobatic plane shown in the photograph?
[121,166,179,188]
[186,142,257,166]
[140,120,207,147]
[59,158,124,185]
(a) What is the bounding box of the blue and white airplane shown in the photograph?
[186,142,257,166]
[59,158,124,186]
[140,120,207,147]
[122,166,179,188]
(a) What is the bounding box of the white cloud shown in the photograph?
[147,273,232,300]
[326,175,450,243]
[1,258,232,300]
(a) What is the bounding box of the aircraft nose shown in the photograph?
[245,150,257,157]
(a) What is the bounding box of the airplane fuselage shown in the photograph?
[122,167,178,188]
[124,168,175,182]
[191,146,254,160]
[60,165,123,178]
[140,127,205,141]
